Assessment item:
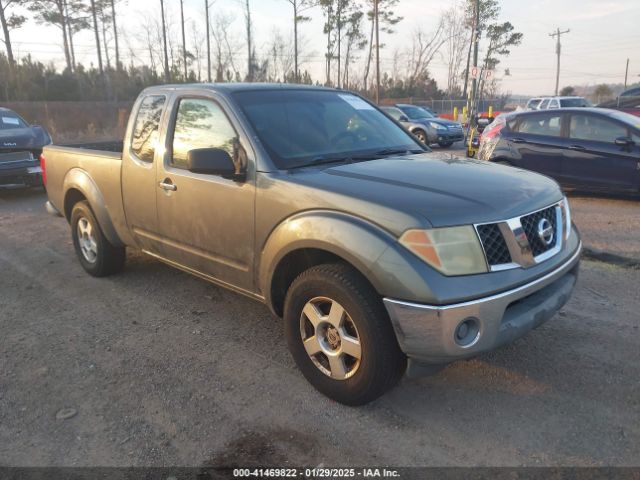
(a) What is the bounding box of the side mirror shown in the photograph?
[614,136,634,148]
[398,115,409,122]
[187,148,244,180]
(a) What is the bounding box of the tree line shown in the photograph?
[0,0,522,102]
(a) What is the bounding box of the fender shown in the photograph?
[259,210,400,310]
[63,168,125,247]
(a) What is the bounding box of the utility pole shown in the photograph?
[624,58,630,89]
[374,0,380,104]
[549,27,570,96]
[205,0,211,82]
[469,0,480,128]
[160,0,170,82]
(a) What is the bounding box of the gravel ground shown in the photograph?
[0,188,639,467]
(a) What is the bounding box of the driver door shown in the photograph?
[155,94,256,292]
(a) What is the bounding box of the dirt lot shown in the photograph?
[0,188,639,467]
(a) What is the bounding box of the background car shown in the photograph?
[0,107,52,188]
[478,108,640,195]
[534,96,592,110]
[380,106,438,145]
[395,104,464,148]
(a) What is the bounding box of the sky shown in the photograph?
[6,0,640,96]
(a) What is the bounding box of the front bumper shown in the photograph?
[383,242,581,364]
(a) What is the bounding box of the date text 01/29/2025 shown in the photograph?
[232,468,401,478]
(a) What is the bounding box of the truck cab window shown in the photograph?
[130,95,165,162]
[171,98,238,170]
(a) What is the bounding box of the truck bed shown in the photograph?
[62,140,124,154]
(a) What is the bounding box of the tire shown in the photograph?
[70,200,125,277]
[284,263,406,405]
[413,129,428,145]
[438,141,454,148]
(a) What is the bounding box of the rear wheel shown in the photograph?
[284,263,406,405]
[413,129,428,144]
[71,200,125,277]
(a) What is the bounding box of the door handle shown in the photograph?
[158,179,177,191]
[511,137,527,144]
[568,145,586,151]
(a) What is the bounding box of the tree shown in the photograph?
[241,0,254,81]
[110,0,120,70]
[282,0,316,83]
[211,11,238,82]
[405,23,446,92]
[478,21,522,97]
[442,2,468,97]
[179,0,187,80]
[205,0,212,82]
[560,85,575,96]
[341,8,366,89]
[362,0,402,93]
[594,84,613,102]
[159,0,169,81]
[0,0,26,71]
[462,0,500,98]
[29,0,84,72]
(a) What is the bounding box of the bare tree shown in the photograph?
[159,0,169,81]
[211,11,239,82]
[362,0,402,93]
[0,0,26,72]
[282,0,316,82]
[179,0,187,80]
[110,0,120,69]
[29,0,86,72]
[267,27,294,81]
[240,0,254,81]
[341,8,366,89]
[443,3,468,97]
[205,0,213,82]
[405,23,446,92]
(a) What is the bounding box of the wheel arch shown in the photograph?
[260,211,397,317]
[63,168,124,247]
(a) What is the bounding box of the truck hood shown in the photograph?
[288,152,563,229]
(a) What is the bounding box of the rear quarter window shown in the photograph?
[130,95,166,162]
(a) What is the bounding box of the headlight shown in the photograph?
[429,122,447,130]
[562,196,571,240]
[399,226,488,276]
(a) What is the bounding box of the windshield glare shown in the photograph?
[234,90,422,169]
[400,105,434,119]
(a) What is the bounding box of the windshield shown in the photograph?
[0,112,27,130]
[399,105,434,119]
[527,99,542,109]
[233,90,423,169]
[560,98,592,107]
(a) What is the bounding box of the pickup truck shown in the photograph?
[43,84,581,405]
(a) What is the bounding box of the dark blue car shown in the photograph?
[478,108,640,195]
[0,107,52,188]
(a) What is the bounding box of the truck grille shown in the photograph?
[475,202,564,271]
[520,206,558,256]
[476,224,511,266]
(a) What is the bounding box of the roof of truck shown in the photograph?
[141,83,337,95]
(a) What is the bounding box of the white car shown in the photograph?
[526,96,591,110]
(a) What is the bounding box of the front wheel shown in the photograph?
[284,263,406,405]
[71,200,125,277]
[413,129,428,145]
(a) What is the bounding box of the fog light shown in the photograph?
[454,317,480,347]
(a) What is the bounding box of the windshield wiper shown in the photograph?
[288,148,425,170]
